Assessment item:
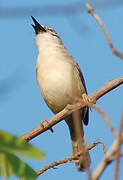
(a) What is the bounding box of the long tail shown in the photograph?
[65,110,90,171]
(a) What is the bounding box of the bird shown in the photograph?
[31,16,90,171]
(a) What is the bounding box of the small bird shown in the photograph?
[31,16,90,171]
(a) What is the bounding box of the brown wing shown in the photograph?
[74,62,87,93]
[74,61,89,125]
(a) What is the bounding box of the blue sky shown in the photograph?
[0,0,123,180]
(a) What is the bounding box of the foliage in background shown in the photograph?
[0,130,45,179]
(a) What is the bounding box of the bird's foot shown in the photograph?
[82,93,90,103]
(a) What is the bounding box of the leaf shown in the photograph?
[0,130,45,159]
[0,151,37,179]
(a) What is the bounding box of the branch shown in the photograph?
[85,102,117,137]
[20,76,123,141]
[91,139,121,180]
[86,2,123,60]
[91,114,123,180]
[37,141,105,175]
[114,113,123,180]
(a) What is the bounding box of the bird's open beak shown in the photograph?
[31,16,46,34]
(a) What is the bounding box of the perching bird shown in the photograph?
[31,16,90,171]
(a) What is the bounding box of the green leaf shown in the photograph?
[0,151,37,179]
[0,130,45,159]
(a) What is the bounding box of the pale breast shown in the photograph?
[36,55,84,113]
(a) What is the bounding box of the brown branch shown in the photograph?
[114,113,123,180]
[111,152,123,160]
[20,76,123,141]
[37,141,105,175]
[85,103,117,137]
[91,139,120,179]
[91,115,123,180]
[86,2,123,59]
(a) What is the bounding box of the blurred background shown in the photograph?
[0,0,123,179]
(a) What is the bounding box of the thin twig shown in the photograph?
[91,131,123,180]
[83,102,117,137]
[114,113,123,180]
[37,141,105,175]
[20,76,123,141]
[86,2,123,59]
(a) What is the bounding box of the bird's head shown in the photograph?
[31,16,63,52]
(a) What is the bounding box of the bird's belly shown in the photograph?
[36,61,77,113]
